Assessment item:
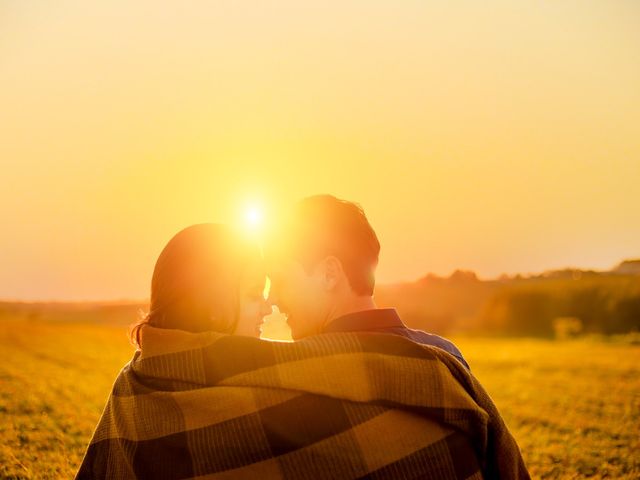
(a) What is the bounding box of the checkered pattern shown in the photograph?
[76,327,529,479]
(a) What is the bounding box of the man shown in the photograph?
[267,194,470,370]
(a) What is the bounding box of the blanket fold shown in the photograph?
[77,327,529,479]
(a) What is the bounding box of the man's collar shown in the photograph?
[322,308,403,333]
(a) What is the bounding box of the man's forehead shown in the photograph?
[265,254,292,270]
[263,234,295,264]
[265,254,303,276]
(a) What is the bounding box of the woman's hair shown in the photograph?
[130,223,260,348]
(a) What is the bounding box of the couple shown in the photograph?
[77,195,529,479]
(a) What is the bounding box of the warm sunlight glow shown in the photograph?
[245,206,263,230]
[238,202,268,243]
[1,1,638,300]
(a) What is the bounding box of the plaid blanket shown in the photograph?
[76,327,529,479]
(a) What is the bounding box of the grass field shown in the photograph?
[1,316,638,479]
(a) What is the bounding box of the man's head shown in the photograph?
[266,195,380,339]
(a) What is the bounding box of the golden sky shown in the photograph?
[1,1,639,300]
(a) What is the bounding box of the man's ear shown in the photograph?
[321,256,344,291]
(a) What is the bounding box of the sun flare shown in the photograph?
[244,205,263,229]
[245,207,262,227]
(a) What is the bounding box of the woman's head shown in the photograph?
[131,223,271,347]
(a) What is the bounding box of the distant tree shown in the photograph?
[614,259,640,275]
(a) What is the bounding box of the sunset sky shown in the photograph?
[1,1,639,301]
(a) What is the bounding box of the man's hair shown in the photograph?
[284,195,380,295]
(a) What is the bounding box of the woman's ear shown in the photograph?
[322,256,344,291]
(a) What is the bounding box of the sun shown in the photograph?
[236,201,270,243]
[244,205,264,230]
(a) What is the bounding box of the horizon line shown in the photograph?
[2,258,637,304]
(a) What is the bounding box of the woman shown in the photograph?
[77,223,529,479]
[129,223,272,344]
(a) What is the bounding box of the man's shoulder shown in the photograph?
[321,308,470,370]
[400,328,470,370]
